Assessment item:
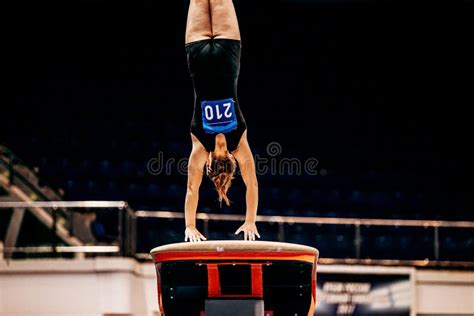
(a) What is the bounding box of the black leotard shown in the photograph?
[186,38,247,152]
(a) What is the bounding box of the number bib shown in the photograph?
[201,98,238,134]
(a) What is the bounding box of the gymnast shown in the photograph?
[184,0,260,242]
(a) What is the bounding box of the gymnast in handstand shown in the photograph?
[184,0,260,242]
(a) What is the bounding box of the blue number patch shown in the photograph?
[201,98,238,134]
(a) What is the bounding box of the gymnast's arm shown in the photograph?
[233,131,261,241]
[184,134,208,242]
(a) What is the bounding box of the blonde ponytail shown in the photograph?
[210,171,233,206]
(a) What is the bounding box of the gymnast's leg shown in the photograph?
[210,0,241,40]
[185,0,213,44]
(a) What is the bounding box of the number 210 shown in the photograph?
[204,103,233,120]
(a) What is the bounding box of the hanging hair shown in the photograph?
[206,152,236,207]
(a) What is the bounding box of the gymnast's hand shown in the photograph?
[185,226,207,243]
[235,222,261,241]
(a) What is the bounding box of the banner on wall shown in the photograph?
[316,272,412,316]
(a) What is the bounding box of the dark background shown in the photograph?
[4,0,473,221]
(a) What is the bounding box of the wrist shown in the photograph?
[245,211,257,224]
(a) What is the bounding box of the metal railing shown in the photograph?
[135,210,474,267]
[1,201,128,209]
[0,145,64,204]
[0,201,136,257]
[0,145,70,230]
[1,245,120,254]
[1,201,473,267]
